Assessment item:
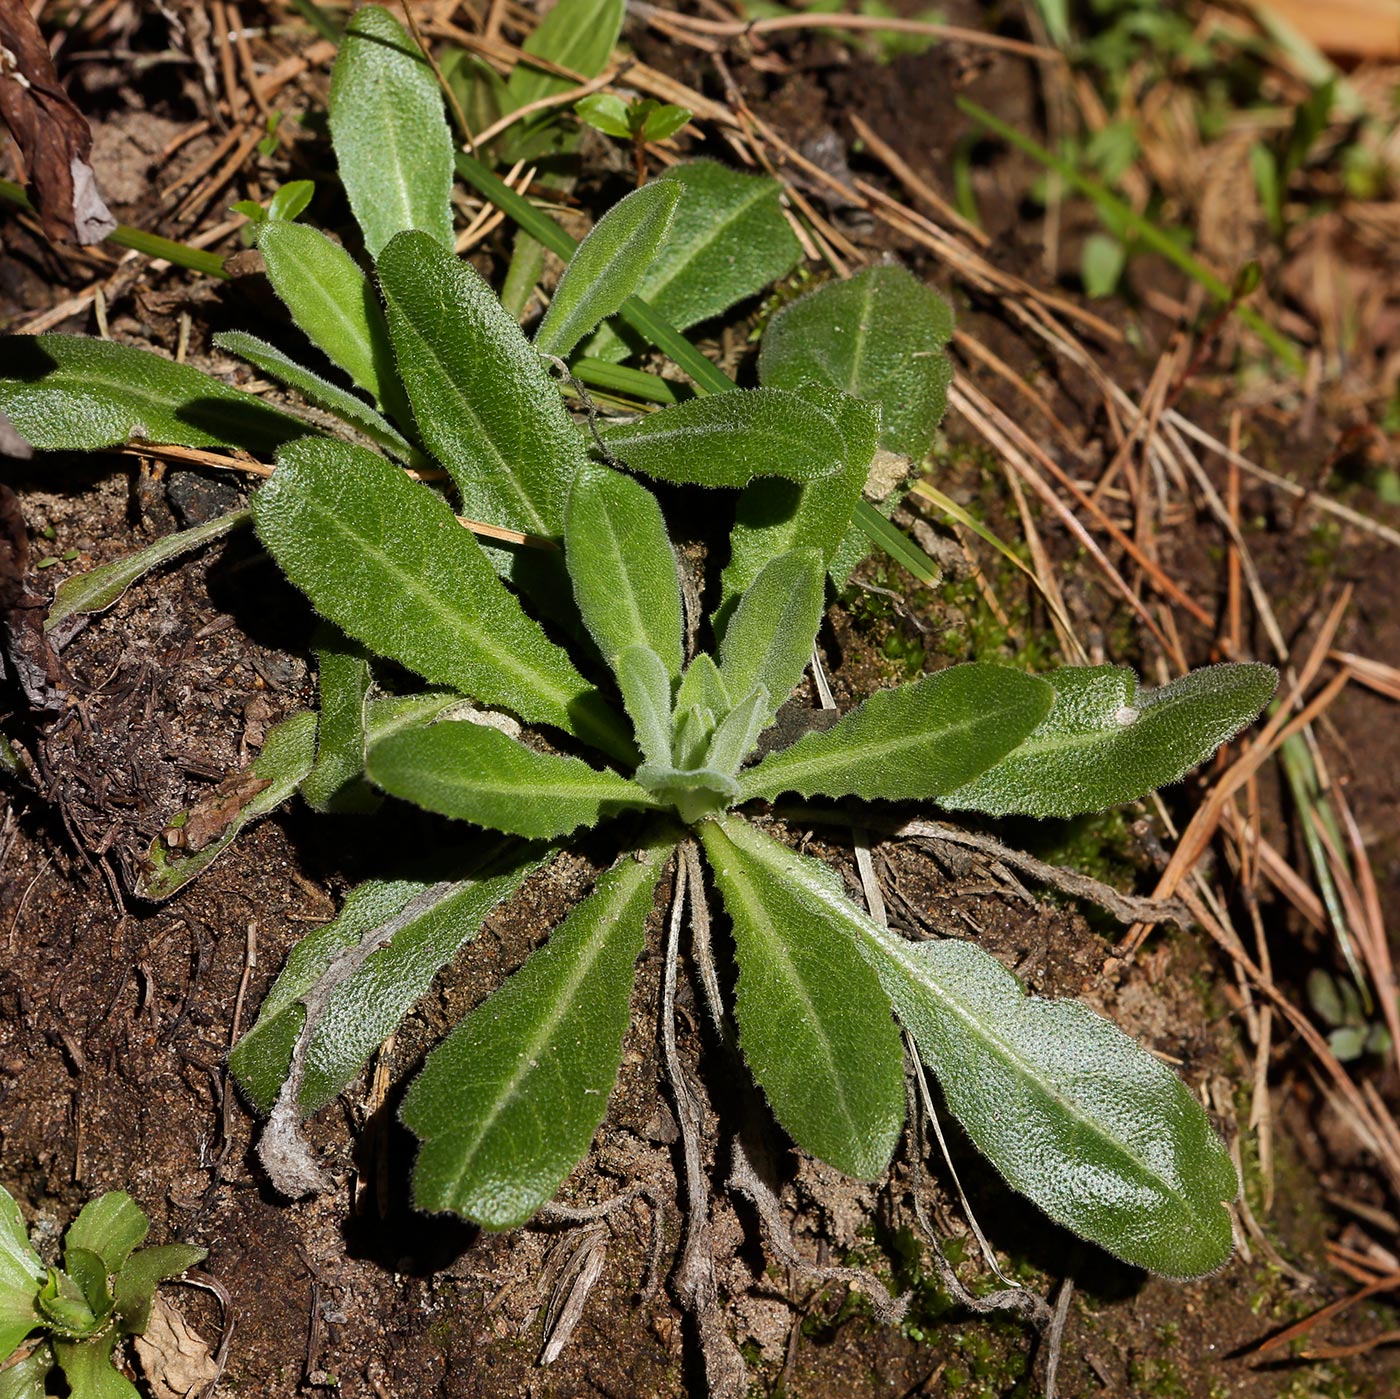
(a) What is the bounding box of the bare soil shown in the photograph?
[3,5,1399,1398]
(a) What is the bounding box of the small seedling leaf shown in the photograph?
[574,93,632,140]
[674,654,729,727]
[111,1246,206,1335]
[740,664,1053,803]
[938,662,1278,818]
[0,336,306,454]
[699,819,905,1179]
[301,624,378,814]
[536,181,683,359]
[327,6,454,256]
[404,837,673,1228]
[368,721,657,837]
[45,509,251,635]
[613,645,674,769]
[377,230,586,536]
[598,387,847,488]
[565,464,684,677]
[758,265,954,462]
[51,1334,139,1399]
[64,1195,147,1279]
[702,685,769,779]
[0,1188,44,1360]
[252,438,631,763]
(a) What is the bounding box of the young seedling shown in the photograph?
[576,93,693,184]
[0,1186,205,1399]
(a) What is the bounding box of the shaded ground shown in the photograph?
[3,4,1400,1397]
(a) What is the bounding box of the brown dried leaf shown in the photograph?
[131,1293,219,1399]
[0,0,115,245]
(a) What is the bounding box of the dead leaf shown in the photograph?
[0,484,65,712]
[132,1293,219,1399]
[0,0,116,245]
[164,769,272,852]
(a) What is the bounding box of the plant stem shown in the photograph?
[954,97,1303,374]
[0,179,229,280]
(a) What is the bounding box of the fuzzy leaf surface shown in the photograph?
[229,846,543,1115]
[301,625,377,814]
[565,465,683,676]
[701,685,769,778]
[252,437,630,762]
[583,161,802,361]
[674,655,729,728]
[377,231,585,535]
[536,181,682,358]
[64,1196,146,1278]
[0,1189,43,1360]
[939,663,1277,818]
[368,721,658,837]
[740,664,1053,803]
[699,819,904,1178]
[860,927,1238,1276]
[256,222,400,410]
[758,265,954,460]
[613,645,674,769]
[327,6,454,256]
[598,388,846,489]
[136,710,317,901]
[213,332,419,464]
[0,336,305,454]
[716,549,824,733]
[46,509,250,634]
[403,838,672,1228]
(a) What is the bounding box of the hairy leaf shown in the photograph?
[702,685,769,779]
[256,222,401,412]
[674,654,729,728]
[863,928,1238,1276]
[613,645,674,769]
[368,721,657,837]
[46,509,250,635]
[136,710,317,902]
[327,5,453,256]
[0,336,306,454]
[377,231,586,535]
[740,664,1053,803]
[598,388,847,489]
[536,181,682,358]
[583,161,803,362]
[301,624,377,814]
[213,332,420,466]
[64,1196,146,1278]
[229,847,542,1115]
[404,837,673,1228]
[716,549,823,733]
[252,437,631,762]
[699,819,905,1178]
[0,1188,43,1360]
[939,663,1277,818]
[565,464,683,676]
[758,265,954,460]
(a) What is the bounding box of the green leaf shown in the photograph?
[506,0,624,110]
[582,161,803,362]
[60,1251,111,1325]
[111,1245,206,1336]
[716,549,823,732]
[574,92,632,140]
[699,819,905,1179]
[858,926,1237,1276]
[670,703,718,773]
[213,332,421,466]
[301,624,378,814]
[720,387,880,607]
[938,663,1277,818]
[0,336,306,454]
[640,103,692,143]
[536,181,683,359]
[565,464,683,677]
[403,837,674,1228]
[252,437,632,763]
[51,1334,139,1399]
[230,847,542,1115]
[255,222,401,412]
[674,654,729,727]
[701,685,769,779]
[1081,232,1127,299]
[267,179,315,222]
[45,510,251,635]
[758,265,954,461]
[0,1188,43,1361]
[327,5,454,256]
[368,721,657,837]
[64,1196,147,1279]
[598,388,847,488]
[377,231,586,536]
[136,710,317,901]
[740,664,1053,803]
[0,1347,47,1399]
[613,645,674,769]
[36,1269,95,1339]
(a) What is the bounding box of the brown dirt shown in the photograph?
[3,4,1400,1398]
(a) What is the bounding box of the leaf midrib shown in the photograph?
[268,232,378,395]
